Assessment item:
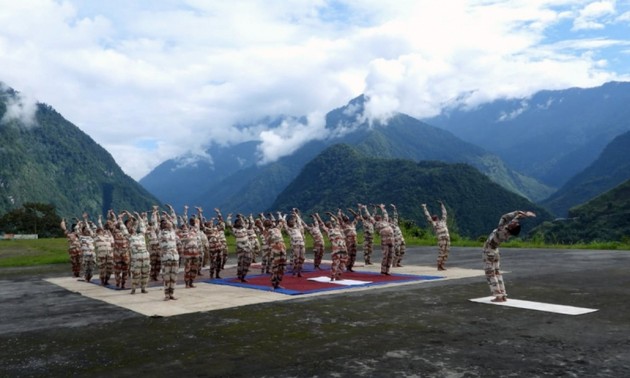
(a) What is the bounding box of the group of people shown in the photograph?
[61,201,535,303]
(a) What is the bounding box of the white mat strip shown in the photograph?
[307,276,372,285]
[470,296,598,315]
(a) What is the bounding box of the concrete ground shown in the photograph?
[1,246,629,377]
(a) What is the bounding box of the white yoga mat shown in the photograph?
[469,296,598,315]
[308,276,372,286]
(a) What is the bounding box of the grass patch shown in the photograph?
[0,238,69,267]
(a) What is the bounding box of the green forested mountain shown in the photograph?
[169,95,552,215]
[532,179,630,243]
[270,144,551,238]
[541,130,630,217]
[0,84,159,219]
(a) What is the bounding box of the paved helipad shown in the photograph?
[45,261,484,317]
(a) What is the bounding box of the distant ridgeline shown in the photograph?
[0,83,159,219]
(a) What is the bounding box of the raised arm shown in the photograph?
[421,203,433,225]
[498,210,536,228]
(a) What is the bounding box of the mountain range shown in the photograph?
[541,130,630,217]
[2,79,630,242]
[0,84,159,219]
[141,95,554,214]
[423,81,630,189]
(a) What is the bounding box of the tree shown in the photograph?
[0,202,63,238]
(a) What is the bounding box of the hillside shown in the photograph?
[424,81,630,188]
[270,144,552,238]
[0,84,159,219]
[541,130,630,217]
[142,95,552,214]
[532,179,630,243]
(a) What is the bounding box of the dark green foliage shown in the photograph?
[270,144,552,238]
[541,130,630,217]
[532,179,630,243]
[0,84,160,219]
[0,202,63,237]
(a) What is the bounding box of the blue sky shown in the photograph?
[1,0,629,180]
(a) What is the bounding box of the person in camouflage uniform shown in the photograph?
[109,209,131,290]
[422,201,450,271]
[299,212,325,270]
[255,217,272,274]
[159,205,180,300]
[147,206,161,281]
[77,213,97,283]
[247,214,261,264]
[358,204,375,265]
[262,218,287,289]
[367,204,394,275]
[195,207,210,271]
[177,207,202,289]
[316,212,348,281]
[94,215,115,286]
[120,211,151,294]
[483,210,536,302]
[227,213,253,283]
[390,204,407,268]
[339,208,359,272]
[214,208,229,271]
[204,218,225,279]
[280,210,306,277]
[61,218,82,278]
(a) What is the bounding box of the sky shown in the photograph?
[1,0,630,180]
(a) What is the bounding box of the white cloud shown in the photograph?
[257,112,328,164]
[1,0,629,179]
[0,84,38,128]
[573,0,616,30]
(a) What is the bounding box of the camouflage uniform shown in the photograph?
[215,215,229,270]
[423,202,450,270]
[178,225,201,288]
[147,220,161,281]
[79,224,96,283]
[483,211,524,299]
[301,217,325,269]
[198,230,210,270]
[93,229,114,286]
[159,222,180,300]
[122,218,151,294]
[266,223,287,289]
[228,216,253,282]
[390,206,406,267]
[257,220,272,274]
[63,226,82,278]
[374,207,394,275]
[360,212,375,265]
[282,216,306,277]
[205,224,224,279]
[340,214,359,271]
[320,219,348,281]
[247,217,262,263]
[111,226,131,289]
